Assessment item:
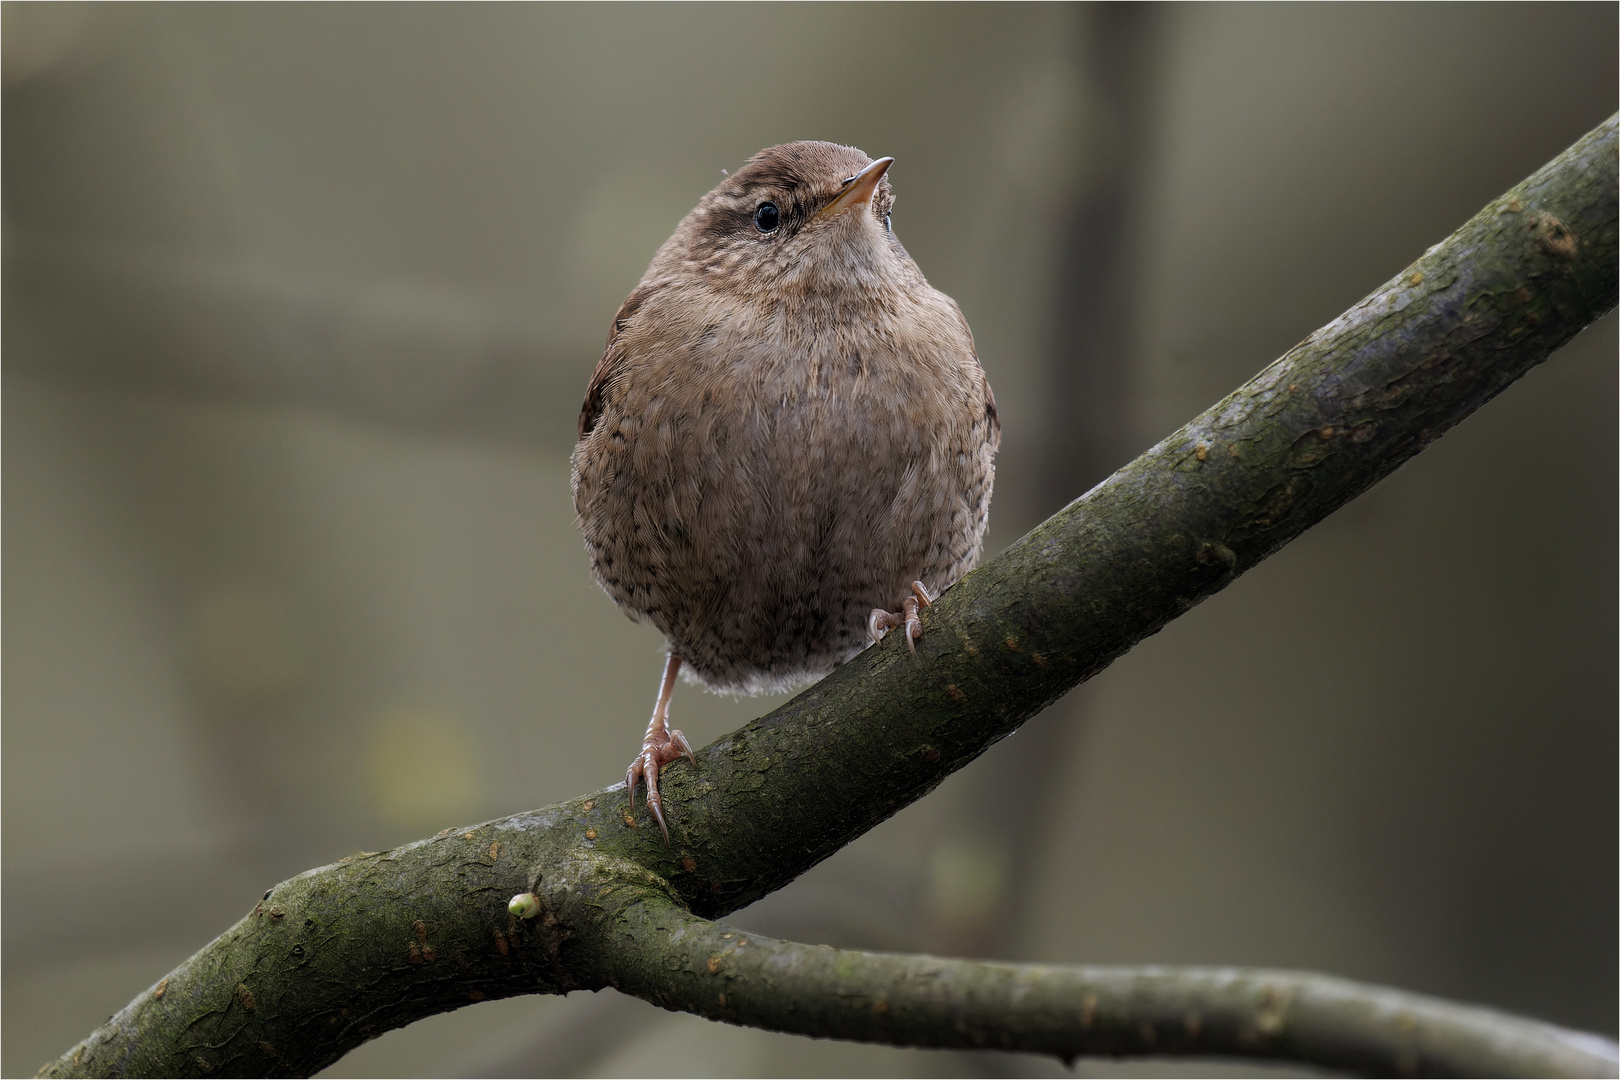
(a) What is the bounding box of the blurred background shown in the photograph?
[3,4,1615,1076]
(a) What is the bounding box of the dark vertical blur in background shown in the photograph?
[4,4,1615,1076]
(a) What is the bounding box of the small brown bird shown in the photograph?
[571,141,998,840]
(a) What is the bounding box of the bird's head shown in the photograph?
[658,141,917,301]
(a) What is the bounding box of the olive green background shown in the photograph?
[4,4,1614,1076]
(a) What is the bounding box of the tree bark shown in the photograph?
[592,890,1618,1078]
[39,115,1619,1079]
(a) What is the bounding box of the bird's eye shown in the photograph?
[754,202,780,233]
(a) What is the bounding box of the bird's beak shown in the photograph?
[816,156,894,220]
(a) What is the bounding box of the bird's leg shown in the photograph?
[626,651,694,843]
[867,580,935,653]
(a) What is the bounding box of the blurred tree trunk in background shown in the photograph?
[938,6,1167,980]
[1038,5,1164,509]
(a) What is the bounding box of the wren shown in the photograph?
[571,141,999,840]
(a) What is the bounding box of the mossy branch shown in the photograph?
[39,115,1619,1079]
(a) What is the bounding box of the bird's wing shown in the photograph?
[982,370,1001,450]
[947,300,1000,451]
[578,287,650,440]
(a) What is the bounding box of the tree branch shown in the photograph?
[39,115,1618,1079]
[590,890,1618,1078]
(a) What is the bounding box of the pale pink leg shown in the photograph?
[626,652,694,843]
[868,581,935,654]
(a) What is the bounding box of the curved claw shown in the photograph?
[871,581,934,652]
[645,780,670,844]
[626,733,691,844]
[868,607,903,645]
[902,596,922,653]
[627,749,671,843]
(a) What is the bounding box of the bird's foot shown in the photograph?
[627,726,694,842]
[868,581,934,653]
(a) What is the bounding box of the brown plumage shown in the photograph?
[571,141,999,839]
